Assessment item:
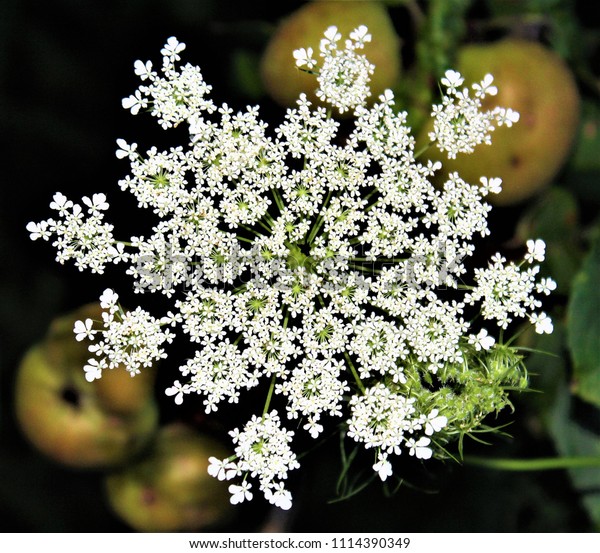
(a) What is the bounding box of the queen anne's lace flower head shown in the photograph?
[27,27,555,510]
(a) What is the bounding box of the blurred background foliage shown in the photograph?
[1,0,600,532]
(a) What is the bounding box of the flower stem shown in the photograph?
[239,224,265,238]
[263,375,277,416]
[344,352,366,394]
[233,283,247,294]
[362,187,379,205]
[257,218,273,234]
[464,455,600,471]
[307,189,333,245]
[365,198,381,212]
[271,188,285,214]
[349,263,382,274]
[414,140,434,159]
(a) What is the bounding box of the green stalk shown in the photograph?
[414,141,434,159]
[349,263,382,274]
[239,224,265,238]
[232,283,247,294]
[263,375,277,416]
[365,198,380,212]
[271,188,285,214]
[344,352,366,394]
[256,218,273,235]
[362,187,379,206]
[307,189,333,245]
[465,456,600,471]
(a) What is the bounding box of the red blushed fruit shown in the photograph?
[15,345,159,468]
[420,38,581,206]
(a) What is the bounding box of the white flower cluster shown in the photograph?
[27,29,555,510]
[465,240,555,333]
[348,385,428,459]
[122,36,215,128]
[207,412,298,510]
[74,288,175,382]
[26,192,116,274]
[430,70,520,159]
[293,25,374,114]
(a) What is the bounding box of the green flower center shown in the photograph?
[286,243,317,273]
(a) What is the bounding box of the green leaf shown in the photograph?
[547,384,600,529]
[518,321,567,414]
[564,100,600,205]
[524,320,600,529]
[418,0,472,78]
[571,101,600,173]
[567,227,600,406]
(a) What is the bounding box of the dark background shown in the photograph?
[1,0,599,532]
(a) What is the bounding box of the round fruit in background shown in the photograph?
[260,0,402,110]
[104,424,234,532]
[14,304,159,468]
[423,38,581,206]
